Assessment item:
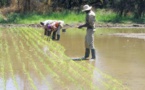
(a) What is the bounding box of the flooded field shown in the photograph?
[60,28,145,90]
[0,27,145,90]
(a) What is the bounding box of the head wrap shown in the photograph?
[47,25,51,29]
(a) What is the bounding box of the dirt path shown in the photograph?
[0,23,145,28]
[1,23,145,40]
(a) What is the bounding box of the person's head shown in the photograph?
[40,22,44,26]
[82,4,92,13]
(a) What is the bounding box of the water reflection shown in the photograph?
[1,74,54,90]
[43,46,49,54]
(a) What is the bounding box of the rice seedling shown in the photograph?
[8,28,38,90]
[22,27,129,90]
[0,26,130,90]
[22,62,37,90]
[18,27,76,83]
[0,35,6,90]
[19,40,53,89]
[19,27,99,89]
[12,27,65,88]
[20,28,74,80]
[4,39,20,90]
[0,51,6,90]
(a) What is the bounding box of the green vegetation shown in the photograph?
[96,9,145,23]
[0,27,130,90]
[1,9,145,24]
[0,11,85,24]
[1,0,145,24]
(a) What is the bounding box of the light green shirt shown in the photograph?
[86,10,96,29]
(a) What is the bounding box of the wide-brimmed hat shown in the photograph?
[82,5,92,12]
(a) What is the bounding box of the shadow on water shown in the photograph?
[71,57,89,61]
[72,58,84,61]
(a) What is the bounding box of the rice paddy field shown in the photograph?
[0,27,129,90]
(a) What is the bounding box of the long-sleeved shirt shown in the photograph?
[86,10,96,29]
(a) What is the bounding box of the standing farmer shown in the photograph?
[78,4,96,60]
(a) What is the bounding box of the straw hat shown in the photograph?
[82,5,92,12]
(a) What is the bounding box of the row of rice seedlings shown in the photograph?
[66,55,129,89]
[25,27,94,88]
[13,27,65,89]
[28,27,65,53]
[6,40,19,90]
[78,61,129,90]
[12,27,49,90]
[0,31,6,90]
[10,27,95,89]
[9,28,37,90]
[29,28,68,65]
[28,29,63,56]
[18,28,70,87]
[67,29,129,89]
[21,28,66,69]
[2,34,11,89]
[22,63,37,90]
[9,29,32,89]
[1,27,129,89]
[33,28,129,90]
[22,27,99,89]
[28,27,129,90]
[22,29,57,65]
[18,39,53,89]
[96,69,129,90]
[68,61,127,90]
[17,26,127,89]
[3,36,19,90]
[20,27,83,87]
[17,26,124,89]
[21,27,81,89]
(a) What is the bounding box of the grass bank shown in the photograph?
[0,9,145,24]
[0,11,85,24]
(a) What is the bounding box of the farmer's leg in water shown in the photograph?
[52,31,57,40]
[88,29,96,59]
[82,29,96,60]
[44,29,47,36]
[56,26,61,40]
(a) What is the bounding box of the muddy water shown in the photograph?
[0,27,145,90]
[60,28,145,90]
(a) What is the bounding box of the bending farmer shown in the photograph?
[40,20,64,41]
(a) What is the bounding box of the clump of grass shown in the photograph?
[96,9,117,22]
[96,9,145,24]
[95,9,132,23]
